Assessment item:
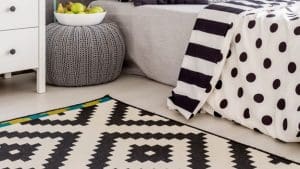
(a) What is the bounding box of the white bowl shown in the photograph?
[54,12,106,26]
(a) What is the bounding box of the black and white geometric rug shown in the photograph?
[0,95,299,169]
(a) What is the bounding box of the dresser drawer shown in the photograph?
[0,0,38,31]
[0,28,38,73]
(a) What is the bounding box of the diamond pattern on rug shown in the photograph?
[87,132,209,169]
[0,95,299,169]
[127,144,172,163]
[0,131,81,169]
[0,143,40,162]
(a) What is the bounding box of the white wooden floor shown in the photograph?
[0,73,299,162]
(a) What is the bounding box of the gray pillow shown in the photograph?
[133,0,209,6]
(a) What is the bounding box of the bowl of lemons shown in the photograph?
[54,2,106,26]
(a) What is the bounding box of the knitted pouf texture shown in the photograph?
[46,22,125,87]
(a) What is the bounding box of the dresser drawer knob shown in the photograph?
[9,6,16,12]
[9,49,16,55]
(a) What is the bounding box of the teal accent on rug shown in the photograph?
[0,95,111,128]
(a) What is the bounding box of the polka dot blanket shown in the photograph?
[168,0,300,142]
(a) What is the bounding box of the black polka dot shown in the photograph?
[256,38,262,48]
[246,73,256,82]
[270,23,278,33]
[288,62,296,73]
[239,52,247,62]
[243,108,250,119]
[227,50,232,59]
[235,34,241,43]
[273,79,281,89]
[298,106,300,111]
[277,98,286,110]
[279,42,287,52]
[266,14,276,18]
[220,99,228,109]
[283,118,288,131]
[263,58,272,69]
[214,111,222,118]
[294,26,300,35]
[296,84,300,95]
[237,87,244,98]
[262,115,273,125]
[248,20,256,29]
[231,68,238,78]
[215,80,223,89]
[254,94,264,103]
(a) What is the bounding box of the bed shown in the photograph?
[167,0,300,142]
[90,0,207,86]
[91,0,300,142]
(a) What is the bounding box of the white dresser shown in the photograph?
[0,0,46,93]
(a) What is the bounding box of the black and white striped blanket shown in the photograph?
[168,0,300,142]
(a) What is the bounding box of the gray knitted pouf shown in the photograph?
[46,22,125,87]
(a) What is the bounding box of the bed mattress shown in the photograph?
[90,0,206,85]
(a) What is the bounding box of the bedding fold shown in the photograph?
[168,0,300,142]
